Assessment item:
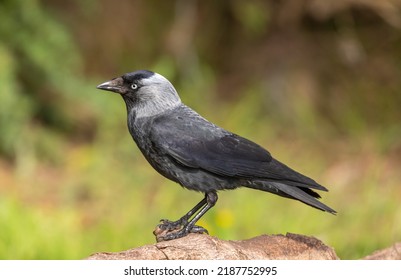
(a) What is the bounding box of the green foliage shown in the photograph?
[0,196,85,259]
[232,1,270,36]
[0,0,94,160]
[0,44,32,159]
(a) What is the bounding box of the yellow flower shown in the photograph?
[215,208,234,228]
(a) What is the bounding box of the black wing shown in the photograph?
[150,110,326,191]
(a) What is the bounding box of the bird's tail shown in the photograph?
[248,181,337,214]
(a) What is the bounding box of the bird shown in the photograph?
[97,70,336,242]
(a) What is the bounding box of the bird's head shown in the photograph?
[97,70,181,117]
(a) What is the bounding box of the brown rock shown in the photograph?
[363,242,401,260]
[87,233,338,260]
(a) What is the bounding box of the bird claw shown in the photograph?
[157,218,187,231]
[189,225,208,235]
[153,221,208,242]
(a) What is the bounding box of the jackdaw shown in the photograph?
[97,70,336,241]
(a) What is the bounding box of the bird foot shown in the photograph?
[157,218,186,231]
[153,220,208,242]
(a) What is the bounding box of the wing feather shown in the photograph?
[150,110,325,190]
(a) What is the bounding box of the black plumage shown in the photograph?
[97,70,336,241]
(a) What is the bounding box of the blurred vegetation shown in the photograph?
[0,0,400,259]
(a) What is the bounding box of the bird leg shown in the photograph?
[154,192,218,242]
[157,196,207,231]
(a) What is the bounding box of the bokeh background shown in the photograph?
[1,0,400,259]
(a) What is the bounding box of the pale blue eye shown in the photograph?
[131,83,138,90]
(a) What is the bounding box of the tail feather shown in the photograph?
[265,159,328,191]
[249,181,336,214]
[299,187,321,199]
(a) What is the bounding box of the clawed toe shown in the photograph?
[189,225,208,234]
[157,218,186,231]
[153,222,209,242]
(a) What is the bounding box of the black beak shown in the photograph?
[96,77,124,94]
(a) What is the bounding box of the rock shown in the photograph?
[363,242,401,260]
[87,233,339,260]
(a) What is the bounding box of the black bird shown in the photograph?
[97,70,336,241]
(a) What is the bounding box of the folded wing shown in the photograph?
[150,112,327,191]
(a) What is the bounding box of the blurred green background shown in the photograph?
[1,0,400,259]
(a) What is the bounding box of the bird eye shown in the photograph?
[131,83,138,90]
